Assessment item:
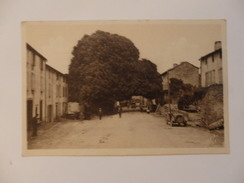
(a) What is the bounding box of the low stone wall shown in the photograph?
[199,84,223,127]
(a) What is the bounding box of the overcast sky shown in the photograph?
[23,20,224,74]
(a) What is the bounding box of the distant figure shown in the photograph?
[118,106,122,118]
[31,114,38,137]
[98,108,103,120]
[116,101,121,111]
[146,107,150,114]
[116,101,120,107]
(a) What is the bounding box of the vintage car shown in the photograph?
[166,112,187,126]
[183,105,199,113]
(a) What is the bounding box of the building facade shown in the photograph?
[161,61,199,104]
[26,44,47,126]
[45,65,68,122]
[199,41,223,87]
[161,61,200,90]
[26,44,68,126]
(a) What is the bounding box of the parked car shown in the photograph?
[183,105,198,113]
[139,105,148,112]
[166,112,187,126]
[66,102,80,120]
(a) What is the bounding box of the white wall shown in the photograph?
[45,67,68,121]
[0,1,244,183]
[201,51,222,87]
[26,47,46,119]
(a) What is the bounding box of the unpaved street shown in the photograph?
[28,112,224,149]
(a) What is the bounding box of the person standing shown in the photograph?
[31,114,38,137]
[118,106,122,118]
[98,108,103,120]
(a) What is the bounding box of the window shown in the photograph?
[56,85,62,97]
[212,55,214,62]
[49,83,51,98]
[212,70,215,84]
[205,72,209,86]
[60,85,62,97]
[31,73,35,92]
[56,85,59,97]
[40,60,44,70]
[27,50,30,66]
[63,87,67,98]
[202,58,207,65]
[63,102,66,114]
[205,70,216,86]
[219,68,223,84]
[31,52,35,70]
[40,76,43,92]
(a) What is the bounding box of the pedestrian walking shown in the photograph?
[31,114,38,137]
[118,106,122,118]
[98,108,103,120]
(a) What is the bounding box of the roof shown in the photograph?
[160,61,199,76]
[46,64,67,76]
[26,43,47,61]
[199,48,222,61]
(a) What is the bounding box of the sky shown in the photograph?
[23,20,224,74]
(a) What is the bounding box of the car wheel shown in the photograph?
[175,115,185,124]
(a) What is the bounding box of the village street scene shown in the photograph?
[24,21,225,150]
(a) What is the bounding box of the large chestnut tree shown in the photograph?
[68,30,162,114]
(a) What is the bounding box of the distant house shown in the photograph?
[161,61,199,103]
[199,41,223,87]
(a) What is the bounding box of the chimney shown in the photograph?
[173,63,178,67]
[214,41,222,50]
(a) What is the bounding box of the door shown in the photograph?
[40,100,43,121]
[56,103,59,119]
[27,100,33,130]
[47,105,52,122]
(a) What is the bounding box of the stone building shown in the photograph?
[199,41,223,87]
[161,61,199,103]
[161,61,199,90]
[26,43,68,127]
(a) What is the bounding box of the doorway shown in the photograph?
[27,100,33,130]
[47,105,52,122]
[40,100,43,121]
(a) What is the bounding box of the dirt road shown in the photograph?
[28,112,224,149]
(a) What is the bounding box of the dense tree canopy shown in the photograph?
[169,78,193,99]
[132,59,162,99]
[68,30,162,114]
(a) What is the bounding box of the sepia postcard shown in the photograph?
[22,20,229,156]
